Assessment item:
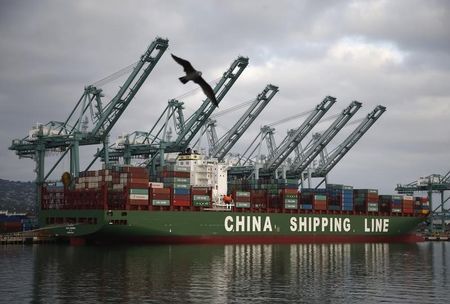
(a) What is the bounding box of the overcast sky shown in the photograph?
[1,0,449,193]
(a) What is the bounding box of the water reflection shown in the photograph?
[0,243,449,303]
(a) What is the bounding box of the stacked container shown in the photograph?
[402,195,414,214]
[354,189,379,212]
[281,188,298,209]
[342,186,354,211]
[300,189,327,211]
[191,187,211,207]
[326,184,354,211]
[414,196,430,215]
[233,191,251,208]
[150,184,171,207]
[162,164,191,207]
[125,167,150,206]
[391,195,403,213]
[378,195,391,213]
[251,190,268,209]
[379,195,402,213]
[313,194,327,211]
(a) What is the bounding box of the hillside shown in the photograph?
[0,179,35,213]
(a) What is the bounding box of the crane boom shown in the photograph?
[312,105,386,177]
[210,84,278,161]
[91,37,168,137]
[103,56,249,164]
[286,101,362,178]
[262,96,336,174]
[172,56,249,150]
[205,119,219,150]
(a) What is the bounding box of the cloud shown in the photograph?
[1,0,449,195]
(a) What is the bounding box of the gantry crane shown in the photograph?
[311,105,386,179]
[285,101,362,179]
[228,96,337,179]
[104,56,249,171]
[262,96,336,175]
[207,84,278,161]
[9,37,168,209]
[396,170,450,232]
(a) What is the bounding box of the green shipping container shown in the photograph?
[284,203,298,209]
[284,198,297,204]
[193,195,210,201]
[314,195,327,201]
[169,183,190,189]
[284,194,297,199]
[165,177,191,184]
[129,188,148,195]
[236,191,250,197]
[192,201,210,207]
[236,202,251,208]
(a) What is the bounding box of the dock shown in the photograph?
[0,231,58,245]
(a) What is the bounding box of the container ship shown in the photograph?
[7,37,429,245]
[39,151,429,245]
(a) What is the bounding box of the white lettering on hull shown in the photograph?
[225,216,390,233]
[223,216,273,232]
[364,218,390,232]
[289,217,352,232]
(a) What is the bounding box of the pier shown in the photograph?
[0,231,57,245]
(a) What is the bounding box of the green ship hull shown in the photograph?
[39,209,425,244]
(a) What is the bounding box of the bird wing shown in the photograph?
[195,76,219,107]
[171,54,196,74]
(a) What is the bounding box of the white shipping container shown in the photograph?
[112,184,124,190]
[129,194,149,200]
[149,182,164,188]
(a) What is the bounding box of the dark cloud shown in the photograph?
[1,0,449,194]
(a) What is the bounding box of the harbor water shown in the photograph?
[1,242,449,303]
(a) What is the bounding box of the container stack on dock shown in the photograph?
[326,184,354,211]
[38,162,433,216]
[379,195,402,214]
[191,187,211,207]
[281,189,298,210]
[162,164,191,207]
[149,183,171,207]
[0,212,28,233]
[415,197,430,215]
[233,191,251,208]
[300,189,327,211]
[402,196,414,214]
[251,190,268,209]
[354,189,379,212]
[228,178,299,210]
[126,167,150,207]
[391,195,403,214]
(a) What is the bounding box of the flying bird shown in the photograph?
[171,54,219,107]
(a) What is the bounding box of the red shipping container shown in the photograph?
[313,200,327,210]
[151,193,171,200]
[128,177,148,184]
[281,188,298,195]
[128,182,148,188]
[173,194,190,200]
[173,199,190,207]
[151,188,171,194]
[161,171,190,178]
[192,187,210,195]
[129,199,148,206]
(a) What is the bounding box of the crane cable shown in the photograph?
[91,61,139,88]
